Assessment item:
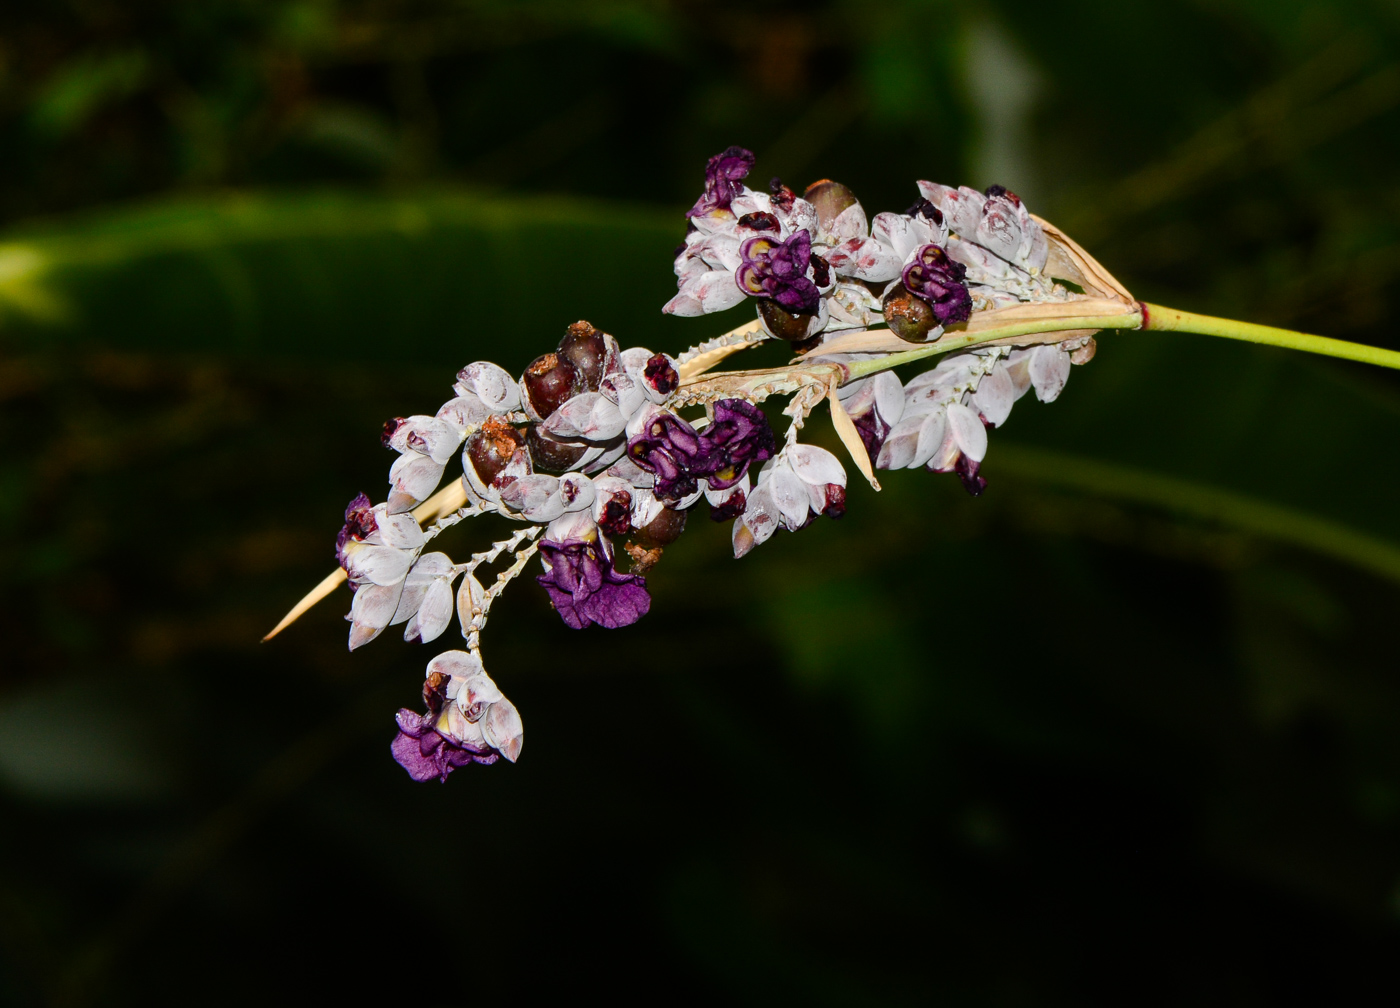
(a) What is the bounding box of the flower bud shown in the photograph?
[522,352,582,420]
[803,179,858,231]
[882,284,939,342]
[465,417,526,488]
[558,321,608,391]
[526,424,588,473]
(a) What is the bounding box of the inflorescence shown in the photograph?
[270,144,1182,782]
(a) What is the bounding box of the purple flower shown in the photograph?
[536,538,651,630]
[391,708,499,782]
[736,231,821,315]
[687,145,755,218]
[699,399,776,488]
[626,399,776,501]
[335,492,376,571]
[902,244,972,325]
[627,412,707,500]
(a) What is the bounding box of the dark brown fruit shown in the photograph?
[465,417,526,487]
[558,321,607,391]
[803,179,859,230]
[631,507,687,549]
[522,352,582,418]
[526,424,588,473]
[758,299,816,342]
[883,284,939,343]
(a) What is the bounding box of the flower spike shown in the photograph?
[263,147,1400,782]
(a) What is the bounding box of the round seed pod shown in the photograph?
[631,507,687,549]
[883,284,939,343]
[526,424,588,474]
[465,418,526,487]
[803,179,859,231]
[558,321,607,391]
[522,352,582,419]
[757,299,817,343]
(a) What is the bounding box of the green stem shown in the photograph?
[1140,302,1400,370]
[843,312,1143,381]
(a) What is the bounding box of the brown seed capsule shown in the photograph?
[883,284,939,343]
[758,299,816,343]
[558,321,607,391]
[465,417,526,487]
[803,179,859,231]
[522,352,582,419]
[526,423,588,474]
[631,506,687,549]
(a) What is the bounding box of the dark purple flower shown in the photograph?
[391,708,499,782]
[902,244,972,325]
[627,412,706,500]
[699,399,776,488]
[335,492,375,570]
[686,145,755,218]
[736,231,821,315]
[536,539,651,630]
[769,177,796,213]
[626,399,776,501]
[953,454,987,497]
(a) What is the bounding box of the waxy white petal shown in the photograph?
[877,415,923,470]
[456,362,520,413]
[947,402,988,462]
[912,409,948,469]
[1029,345,1072,403]
[348,581,405,650]
[787,444,846,487]
[406,577,454,644]
[482,698,524,763]
[972,364,1016,428]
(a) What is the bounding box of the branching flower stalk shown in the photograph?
[265,146,1400,783]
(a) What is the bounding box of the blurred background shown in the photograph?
[2,1,1400,1004]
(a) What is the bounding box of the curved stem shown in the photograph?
[843,312,1143,382]
[1140,302,1400,370]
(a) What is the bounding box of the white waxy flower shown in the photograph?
[499,474,566,522]
[455,362,521,413]
[347,581,404,651]
[1028,345,1072,402]
[542,392,627,442]
[599,371,647,420]
[972,363,1017,427]
[386,415,461,465]
[946,402,988,462]
[405,573,456,644]
[387,451,445,514]
[481,698,524,763]
[435,394,492,437]
[392,552,455,625]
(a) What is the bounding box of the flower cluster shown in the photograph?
[276,145,1139,783]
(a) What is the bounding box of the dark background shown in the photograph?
[2,1,1400,1004]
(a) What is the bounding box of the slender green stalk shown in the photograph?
[1140,302,1400,370]
[843,312,1143,381]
